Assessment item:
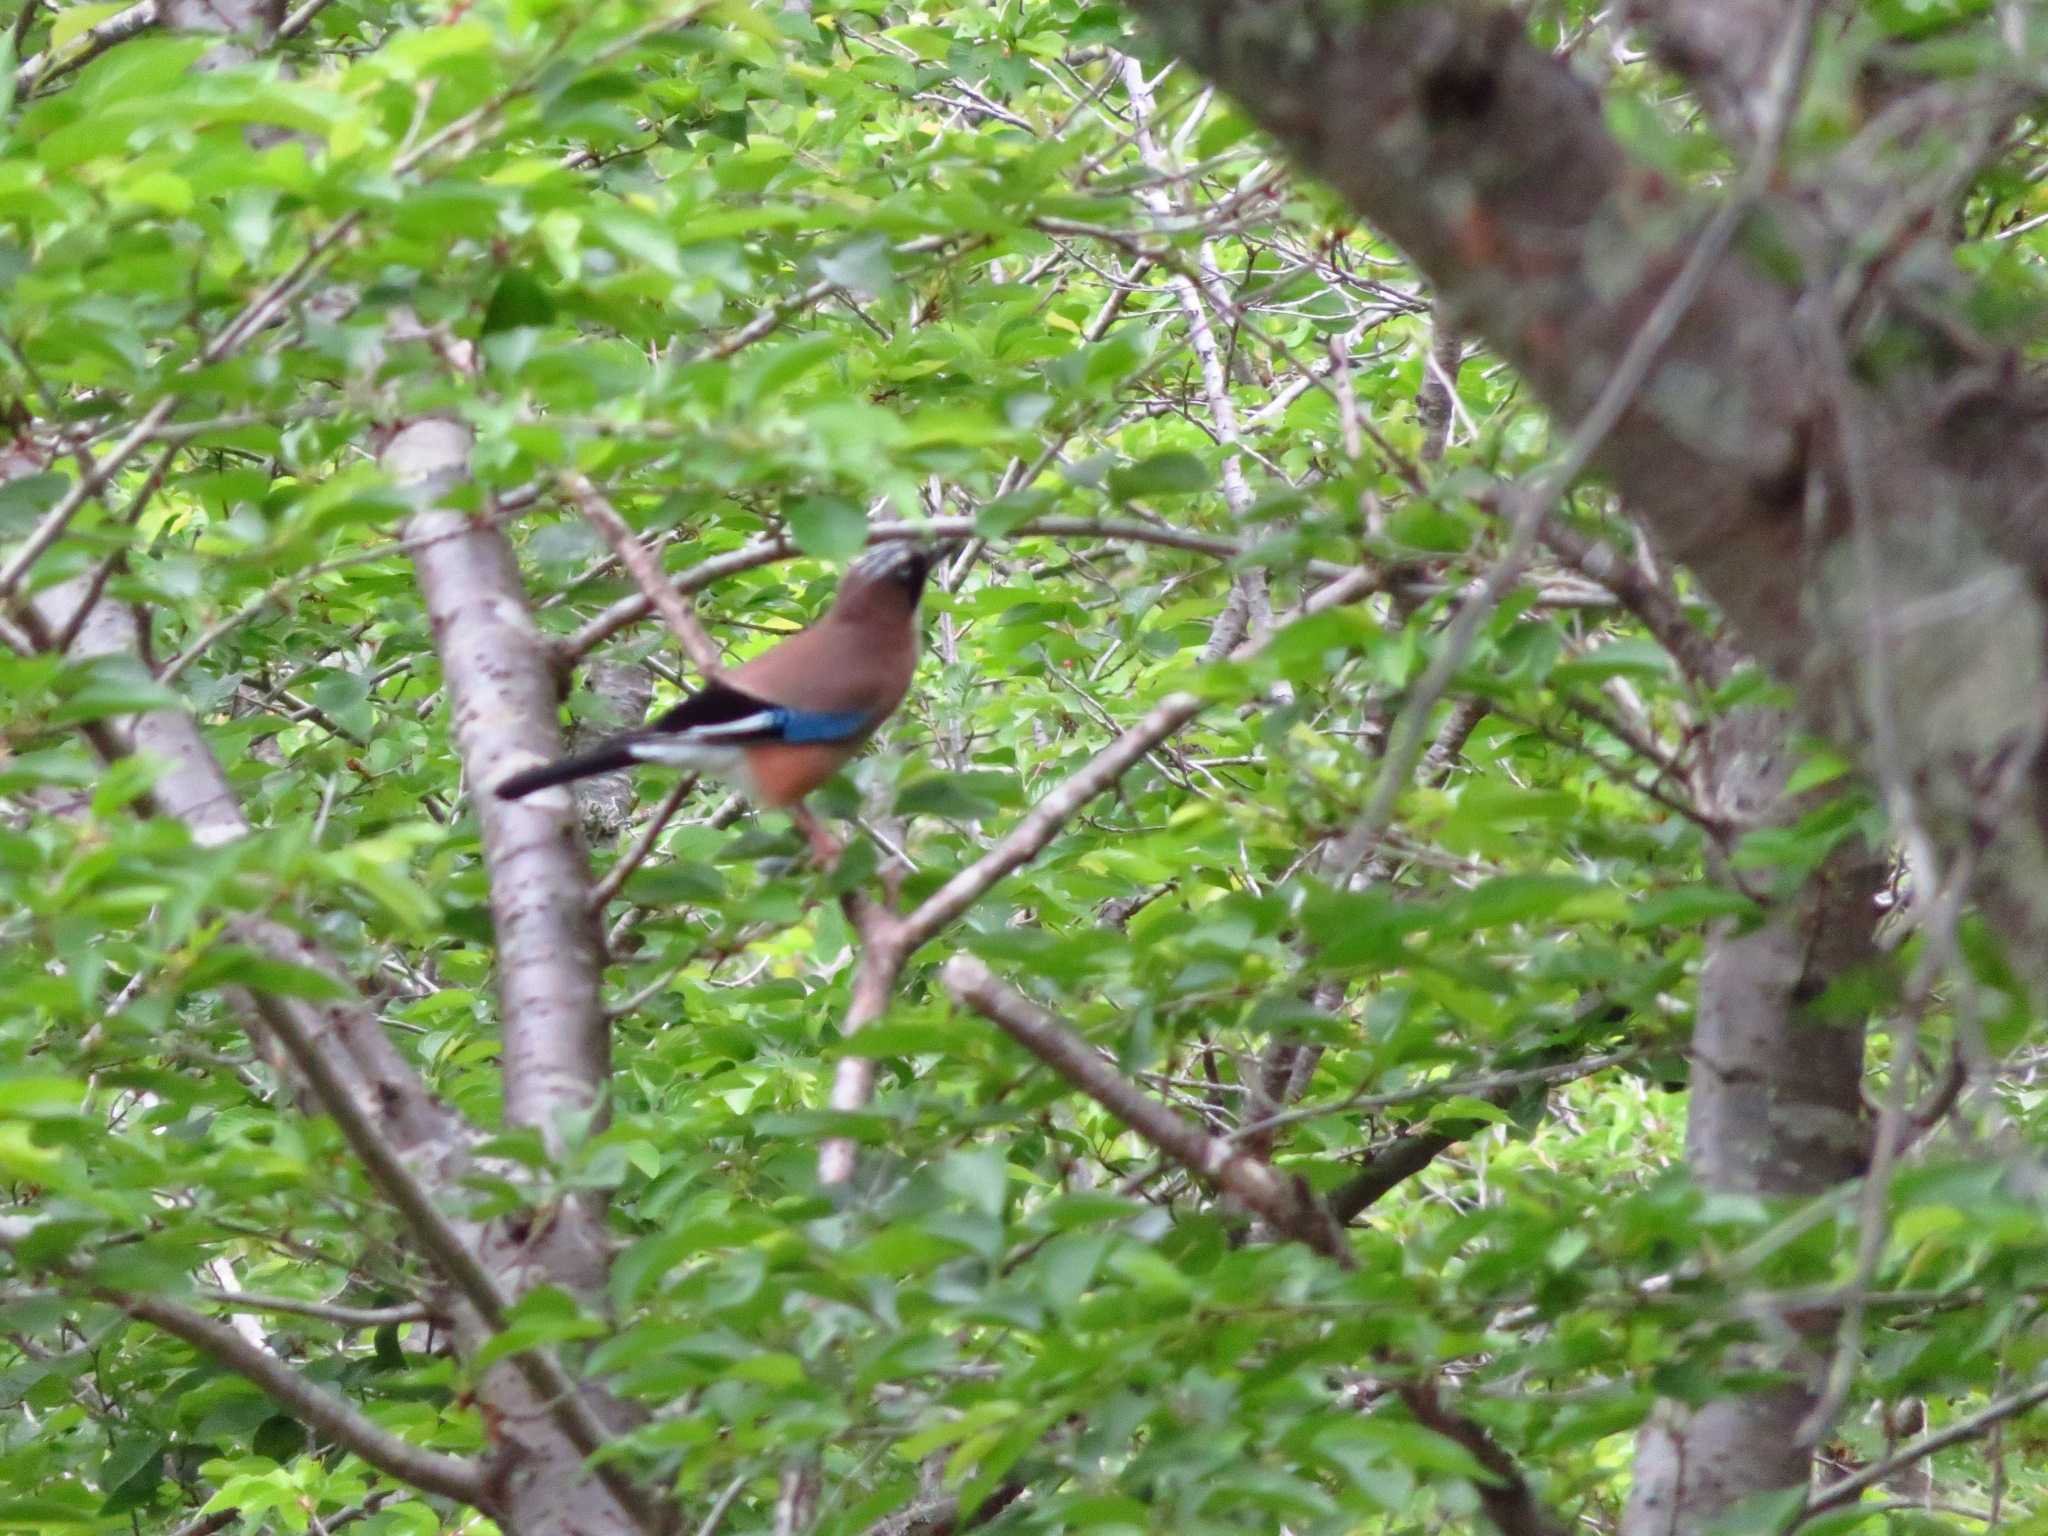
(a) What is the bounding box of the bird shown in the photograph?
[495,543,932,822]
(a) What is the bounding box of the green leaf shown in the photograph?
[938,1146,1008,1218]
[0,1077,86,1117]
[1424,1095,1513,1128]
[184,949,354,1003]
[0,472,67,533]
[50,2,124,49]
[1552,638,1676,686]
[483,270,557,334]
[472,1287,607,1372]
[1631,885,1759,927]
[0,1498,99,1531]
[1108,451,1209,500]
[785,495,867,559]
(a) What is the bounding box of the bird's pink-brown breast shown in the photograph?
[738,741,862,808]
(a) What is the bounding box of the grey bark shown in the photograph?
[389,419,651,1536]
[1415,312,1461,465]
[572,658,655,835]
[1620,707,1884,1536]
[393,421,611,1162]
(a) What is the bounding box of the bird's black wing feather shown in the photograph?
[496,681,789,801]
[648,679,790,741]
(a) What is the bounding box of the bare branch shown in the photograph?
[1326,1127,1467,1225]
[274,0,339,40]
[1323,4,1810,889]
[562,473,725,678]
[687,235,967,363]
[555,517,1365,663]
[393,422,610,1145]
[12,0,160,94]
[899,565,1378,955]
[817,903,909,1185]
[692,1476,749,1536]
[190,1288,432,1328]
[1244,1049,1643,1143]
[898,689,1205,951]
[859,1484,1027,1536]
[940,955,1351,1262]
[114,1292,489,1508]
[1541,520,1728,687]
[242,987,667,1536]
[939,956,1567,1536]
[1800,1366,2048,1522]
[385,420,672,1536]
[18,564,470,1159]
[588,774,698,912]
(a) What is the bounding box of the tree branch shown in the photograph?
[17,565,473,1159]
[1324,0,1809,890]
[587,774,698,912]
[940,955,1350,1261]
[562,472,725,678]
[817,893,910,1186]
[1123,0,2048,994]
[1540,520,1730,687]
[897,567,1378,953]
[386,420,672,1536]
[940,956,1565,1536]
[12,0,160,94]
[393,422,611,1149]
[1800,1366,2048,1522]
[190,1288,432,1328]
[1326,1127,1467,1224]
[245,986,667,1536]
[113,1292,489,1508]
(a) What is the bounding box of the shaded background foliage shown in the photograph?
[2,0,2047,1533]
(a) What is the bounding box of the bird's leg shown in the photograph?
[790,804,843,869]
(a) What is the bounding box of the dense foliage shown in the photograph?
[2,1,2046,1533]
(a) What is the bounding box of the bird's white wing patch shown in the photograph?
[625,739,746,772]
[677,710,785,741]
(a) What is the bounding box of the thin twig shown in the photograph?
[556,516,1366,663]
[940,955,1567,1536]
[941,955,1352,1263]
[693,1475,749,1536]
[1230,1049,1643,1142]
[895,568,1378,955]
[588,774,698,912]
[275,0,340,41]
[12,0,158,93]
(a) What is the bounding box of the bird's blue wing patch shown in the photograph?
[675,705,872,744]
[772,706,874,743]
[647,682,874,746]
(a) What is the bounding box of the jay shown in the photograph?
[496,544,931,824]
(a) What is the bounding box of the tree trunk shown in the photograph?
[1622,706,1882,1535]
[390,419,652,1536]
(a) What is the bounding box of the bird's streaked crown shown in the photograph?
[849,542,932,599]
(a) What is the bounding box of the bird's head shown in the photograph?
[836,543,933,619]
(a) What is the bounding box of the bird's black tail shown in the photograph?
[494,742,638,800]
